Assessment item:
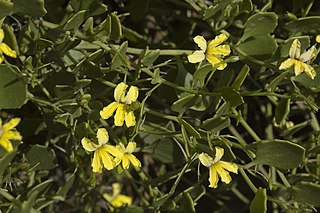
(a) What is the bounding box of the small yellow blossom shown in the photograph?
[100,82,138,127]
[188,34,231,70]
[0,118,22,152]
[81,128,122,173]
[199,147,238,188]
[103,183,132,210]
[0,29,17,64]
[279,39,317,79]
[316,35,320,43]
[114,141,141,170]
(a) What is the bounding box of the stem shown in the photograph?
[239,167,257,193]
[233,109,261,141]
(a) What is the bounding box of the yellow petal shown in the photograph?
[219,161,238,174]
[0,43,16,58]
[0,139,13,152]
[0,29,4,42]
[299,45,317,62]
[0,55,3,64]
[293,61,304,76]
[105,144,123,158]
[205,54,227,70]
[199,153,214,167]
[279,58,295,70]
[2,118,20,131]
[2,130,22,141]
[112,183,121,196]
[207,45,231,56]
[126,141,136,153]
[114,104,125,126]
[187,50,205,63]
[128,154,141,168]
[316,35,320,43]
[208,166,219,188]
[124,86,138,104]
[213,147,224,163]
[81,137,98,152]
[207,34,228,48]
[302,63,316,79]
[214,163,232,184]
[100,102,119,119]
[92,151,103,173]
[289,39,301,59]
[193,35,207,51]
[111,194,132,208]
[124,109,136,127]
[122,155,130,169]
[99,147,115,170]
[114,82,128,102]
[96,128,109,146]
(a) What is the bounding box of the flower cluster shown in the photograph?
[0,29,17,64]
[103,183,132,211]
[0,117,22,152]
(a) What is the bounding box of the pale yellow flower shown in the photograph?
[279,39,317,79]
[0,29,17,64]
[100,82,138,127]
[0,118,22,152]
[103,183,132,211]
[316,35,320,43]
[81,128,122,173]
[114,141,141,169]
[188,34,231,70]
[199,147,238,188]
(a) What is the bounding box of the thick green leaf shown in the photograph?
[274,98,290,126]
[170,192,195,213]
[12,0,46,17]
[0,65,27,109]
[291,182,320,207]
[110,13,122,41]
[0,1,13,19]
[111,41,129,70]
[285,16,320,33]
[238,35,278,60]
[253,140,305,169]
[220,87,244,108]
[203,0,232,20]
[193,64,215,87]
[26,145,57,170]
[178,118,201,139]
[250,188,267,213]
[201,117,230,133]
[27,179,53,198]
[242,12,278,41]
[57,174,75,198]
[142,49,160,67]
[64,10,86,31]
[232,64,250,90]
[70,0,107,17]
[171,94,197,113]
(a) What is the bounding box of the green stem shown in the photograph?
[239,167,257,193]
[233,109,261,141]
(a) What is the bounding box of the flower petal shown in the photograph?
[0,139,13,152]
[99,147,115,170]
[187,50,205,63]
[2,118,20,131]
[219,161,238,174]
[213,147,224,163]
[0,54,4,64]
[105,144,123,158]
[193,35,207,51]
[0,29,4,42]
[317,35,320,43]
[299,45,317,62]
[279,58,295,70]
[214,163,232,184]
[126,141,136,153]
[293,61,304,76]
[207,34,228,48]
[100,102,119,119]
[97,128,109,146]
[207,45,231,56]
[122,155,130,169]
[199,153,214,167]
[114,82,128,102]
[208,165,219,188]
[124,109,136,127]
[128,154,141,168]
[111,194,132,208]
[124,86,139,104]
[302,63,316,79]
[206,54,227,70]
[114,104,126,126]
[289,39,301,59]
[0,43,16,58]
[81,137,98,152]
[92,151,103,173]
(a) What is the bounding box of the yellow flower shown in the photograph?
[100,82,138,127]
[114,141,141,170]
[316,35,320,43]
[199,147,238,188]
[0,29,17,64]
[0,118,22,152]
[279,39,317,79]
[81,128,122,173]
[187,34,231,70]
[103,183,132,210]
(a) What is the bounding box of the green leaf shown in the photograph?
[27,179,53,198]
[0,1,13,20]
[12,0,47,17]
[110,13,122,41]
[242,12,278,41]
[203,0,232,20]
[170,192,195,213]
[250,188,267,213]
[274,98,290,126]
[292,67,320,88]
[0,151,16,182]
[178,118,201,139]
[0,65,27,109]
[280,36,310,58]
[193,64,215,87]
[220,87,244,108]
[57,174,75,198]
[64,10,86,31]
[238,35,278,60]
[285,16,320,33]
[142,49,160,67]
[70,0,107,17]
[232,64,250,90]
[201,117,230,134]
[291,182,320,207]
[111,41,129,70]
[253,140,305,169]
[26,145,57,170]
[171,94,197,113]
